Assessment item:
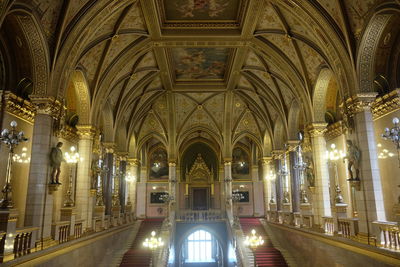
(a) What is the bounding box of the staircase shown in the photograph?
[119,218,164,267]
[240,218,288,267]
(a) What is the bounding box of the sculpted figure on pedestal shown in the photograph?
[50,142,65,184]
[345,140,361,181]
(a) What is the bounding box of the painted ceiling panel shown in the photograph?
[256,3,283,30]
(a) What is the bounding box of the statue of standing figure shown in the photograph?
[304,157,315,188]
[344,140,361,181]
[50,142,65,184]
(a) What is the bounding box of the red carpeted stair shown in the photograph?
[240,218,288,267]
[119,218,163,267]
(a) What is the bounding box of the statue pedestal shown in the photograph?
[94,205,106,230]
[111,206,121,226]
[335,203,348,218]
[300,203,314,228]
[0,209,19,262]
[60,207,77,239]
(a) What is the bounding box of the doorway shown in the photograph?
[192,188,209,210]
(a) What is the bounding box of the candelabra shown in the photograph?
[244,229,264,249]
[293,137,309,204]
[382,117,400,167]
[0,121,28,209]
[95,154,108,207]
[159,192,174,223]
[143,231,164,250]
[278,151,289,204]
[63,146,80,207]
[326,144,345,204]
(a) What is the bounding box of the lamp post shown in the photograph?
[326,144,345,204]
[382,117,400,167]
[159,192,174,224]
[63,146,80,207]
[0,121,28,209]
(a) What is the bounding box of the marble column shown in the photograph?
[348,93,386,233]
[272,152,283,211]
[224,161,233,214]
[288,143,301,213]
[126,158,138,213]
[251,164,264,216]
[119,157,127,213]
[308,123,332,225]
[76,125,95,231]
[262,157,273,212]
[136,162,147,218]
[103,144,115,215]
[169,161,177,221]
[24,97,60,245]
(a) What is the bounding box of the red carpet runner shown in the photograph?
[119,218,163,267]
[240,218,288,267]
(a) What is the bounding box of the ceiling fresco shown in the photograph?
[169,47,232,82]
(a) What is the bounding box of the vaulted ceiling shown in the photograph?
[2,0,398,156]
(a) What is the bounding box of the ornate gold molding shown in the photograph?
[0,91,35,123]
[30,95,63,118]
[343,93,378,117]
[261,156,273,166]
[371,89,400,120]
[325,121,344,141]
[77,125,97,140]
[103,142,116,153]
[307,123,328,138]
[59,125,79,142]
[287,140,299,151]
[271,150,285,160]
[127,158,140,166]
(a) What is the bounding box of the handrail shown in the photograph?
[177,209,225,222]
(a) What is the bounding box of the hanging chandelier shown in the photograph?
[244,229,264,248]
[143,231,164,250]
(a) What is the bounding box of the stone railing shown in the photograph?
[74,219,84,239]
[177,209,225,222]
[323,216,335,236]
[338,218,359,238]
[52,221,71,244]
[293,212,301,228]
[153,215,175,267]
[13,227,38,258]
[373,221,400,250]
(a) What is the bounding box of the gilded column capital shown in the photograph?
[76,125,96,140]
[30,95,63,118]
[344,93,378,116]
[127,158,140,166]
[287,140,300,151]
[307,123,328,137]
[168,161,177,167]
[261,156,273,166]
[224,160,232,166]
[271,150,284,159]
[103,142,116,153]
[1,91,35,123]
[116,151,128,161]
[371,89,400,119]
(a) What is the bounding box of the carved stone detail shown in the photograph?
[344,93,378,116]
[307,123,327,137]
[0,91,35,123]
[325,121,344,141]
[77,125,97,140]
[371,89,400,120]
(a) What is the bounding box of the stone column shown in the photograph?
[169,161,177,221]
[24,96,61,246]
[308,123,332,225]
[272,151,283,211]
[224,160,233,214]
[126,158,139,214]
[288,142,301,213]
[76,125,95,231]
[348,93,386,233]
[251,163,264,216]
[262,157,273,212]
[136,161,147,219]
[103,144,115,215]
[118,156,127,213]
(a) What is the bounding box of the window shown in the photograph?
[186,230,215,263]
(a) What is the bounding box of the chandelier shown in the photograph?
[63,146,80,207]
[382,117,400,167]
[143,231,164,249]
[244,229,264,248]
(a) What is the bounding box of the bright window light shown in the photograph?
[186,230,215,263]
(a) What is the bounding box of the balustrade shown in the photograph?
[373,221,400,250]
[177,209,224,222]
[74,220,84,239]
[338,218,359,238]
[13,227,37,258]
[323,216,335,236]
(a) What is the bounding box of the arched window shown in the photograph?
[184,230,217,263]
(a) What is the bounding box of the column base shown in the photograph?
[300,203,314,228]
